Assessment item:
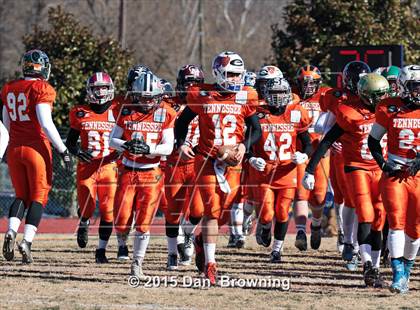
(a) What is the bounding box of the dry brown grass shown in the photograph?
[0,234,419,310]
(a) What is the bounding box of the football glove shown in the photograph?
[60,149,73,172]
[302,171,315,190]
[381,161,404,178]
[406,153,420,177]
[292,152,308,165]
[249,157,266,171]
[76,150,94,163]
[123,138,150,155]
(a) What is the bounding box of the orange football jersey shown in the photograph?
[336,100,385,170]
[1,79,56,147]
[117,101,177,164]
[253,101,311,166]
[376,98,419,160]
[69,102,119,160]
[187,84,258,158]
[319,88,359,115]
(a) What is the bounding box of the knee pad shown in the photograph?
[274,221,288,240]
[8,198,26,220]
[99,220,113,241]
[165,221,179,238]
[25,201,43,227]
[357,222,371,246]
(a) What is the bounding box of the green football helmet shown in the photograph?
[381,66,400,97]
[21,49,51,80]
[357,73,390,107]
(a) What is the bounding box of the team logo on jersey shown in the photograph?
[76,111,86,118]
[154,108,166,123]
[387,105,398,113]
[290,110,301,123]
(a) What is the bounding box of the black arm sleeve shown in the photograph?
[65,128,81,156]
[367,135,386,169]
[306,123,344,174]
[297,130,312,156]
[243,113,262,153]
[174,106,198,148]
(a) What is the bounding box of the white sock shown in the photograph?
[8,217,21,233]
[352,218,359,252]
[360,243,372,264]
[231,203,244,236]
[98,239,108,250]
[167,237,178,255]
[388,229,405,258]
[312,217,322,227]
[204,243,216,264]
[23,224,37,243]
[334,202,344,233]
[371,250,381,268]
[182,219,197,235]
[272,239,284,253]
[342,206,355,244]
[117,232,128,247]
[404,234,420,261]
[177,226,184,245]
[133,231,150,263]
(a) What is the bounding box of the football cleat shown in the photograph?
[390,258,408,294]
[183,233,195,259]
[256,222,272,248]
[243,215,253,236]
[310,224,322,250]
[205,262,218,286]
[194,233,205,273]
[167,253,178,271]
[235,235,245,249]
[131,259,147,281]
[117,245,129,260]
[95,248,109,264]
[363,261,375,287]
[371,268,386,288]
[77,220,89,248]
[270,251,281,263]
[18,239,33,264]
[178,242,191,266]
[295,230,307,251]
[227,234,236,248]
[342,243,354,261]
[337,232,345,253]
[3,230,17,261]
[345,252,361,272]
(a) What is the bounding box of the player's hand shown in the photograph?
[249,157,266,171]
[178,144,195,160]
[406,153,420,177]
[331,142,343,153]
[60,149,73,172]
[77,150,94,163]
[292,152,308,165]
[234,143,246,163]
[123,137,150,155]
[302,171,315,190]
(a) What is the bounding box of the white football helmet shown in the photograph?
[212,51,246,92]
[129,72,164,112]
[244,71,257,87]
[263,77,292,109]
[256,65,283,80]
[398,65,420,105]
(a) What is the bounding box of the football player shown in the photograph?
[293,65,333,251]
[368,65,420,293]
[175,51,261,284]
[374,66,400,97]
[66,72,118,263]
[250,77,311,262]
[165,64,204,269]
[1,50,72,264]
[303,70,389,287]
[110,72,176,280]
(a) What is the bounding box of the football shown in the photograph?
[216,145,240,166]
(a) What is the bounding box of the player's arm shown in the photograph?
[292,130,313,165]
[175,106,198,159]
[314,111,336,134]
[0,119,9,160]
[2,105,10,131]
[109,125,127,152]
[36,104,72,171]
[65,128,93,163]
[149,128,174,156]
[243,114,262,153]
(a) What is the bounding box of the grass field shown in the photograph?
[0,234,419,309]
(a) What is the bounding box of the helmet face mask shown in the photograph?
[357,73,390,108]
[263,77,292,110]
[212,51,245,93]
[86,72,115,105]
[295,65,322,99]
[21,49,51,80]
[128,72,163,113]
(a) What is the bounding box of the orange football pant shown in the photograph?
[346,168,385,231]
[7,142,52,207]
[113,167,163,233]
[194,154,241,222]
[77,161,117,222]
[380,174,420,239]
[165,161,204,224]
[330,152,355,208]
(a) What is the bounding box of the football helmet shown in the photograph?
[21,49,51,80]
[86,72,115,105]
[357,73,390,107]
[295,65,322,99]
[126,64,152,91]
[398,65,420,105]
[380,66,400,97]
[342,61,371,94]
[263,76,292,110]
[176,65,204,99]
[212,51,245,92]
[244,71,257,87]
[160,78,174,98]
[256,65,283,97]
[128,72,164,112]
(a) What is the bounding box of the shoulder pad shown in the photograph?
[387,105,398,113]
[76,110,86,118]
[121,107,131,116]
[333,90,342,98]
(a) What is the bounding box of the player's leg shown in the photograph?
[228,166,247,248]
[255,186,275,248]
[271,188,295,263]
[294,163,309,251]
[95,163,117,263]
